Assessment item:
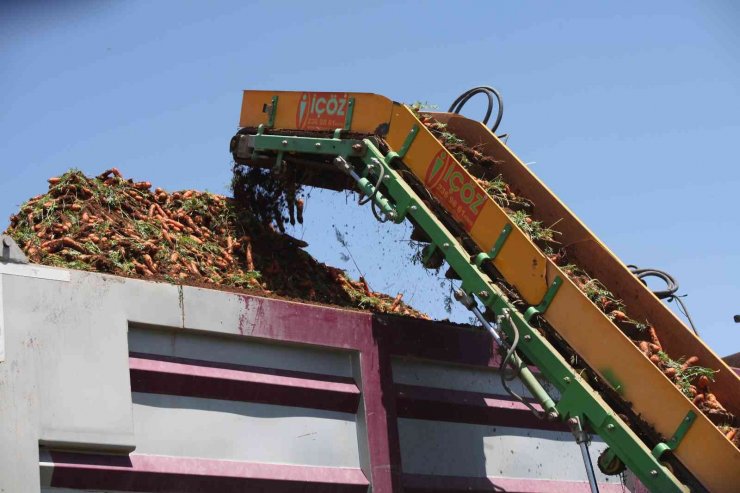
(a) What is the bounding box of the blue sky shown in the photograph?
[2,1,738,355]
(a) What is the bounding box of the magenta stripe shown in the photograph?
[395,384,567,432]
[130,351,359,385]
[236,295,502,370]
[238,295,373,350]
[360,323,403,492]
[402,473,625,493]
[50,452,368,492]
[129,354,360,413]
[374,314,502,368]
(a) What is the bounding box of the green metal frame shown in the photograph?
[266,96,278,128]
[524,276,563,322]
[652,411,696,460]
[474,224,512,268]
[247,132,689,493]
[385,124,419,162]
[343,97,355,131]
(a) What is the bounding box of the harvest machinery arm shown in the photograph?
[230,90,740,492]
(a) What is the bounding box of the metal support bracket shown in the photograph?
[266,96,278,128]
[474,224,512,268]
[524,276,563,321]
[652,411,697,459]
[343,97,355,131]
[385,125,419,162]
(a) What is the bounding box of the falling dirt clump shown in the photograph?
[232,162,303,233]
[4,168,427,318]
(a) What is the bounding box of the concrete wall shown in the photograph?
[1,261,627,492]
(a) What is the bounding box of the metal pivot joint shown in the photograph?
[652,410,696,460]
[474,224,512,268]
[332,157,399,221]
[524,276,563,321]
[385,124,419,163]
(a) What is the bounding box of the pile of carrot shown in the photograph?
[418,113,739,448]
[4,168,426,318]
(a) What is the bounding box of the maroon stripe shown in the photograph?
[402,472,625,493]
[129,351,358,386]
[237,295,373,350]
[129,355,360,414]
[374,314,502,368]
[236,295,501,369]
[359,322,404,492]
[50,452,368,493]
[395,384,567,432]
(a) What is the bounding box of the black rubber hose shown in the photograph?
[357,164,390,223]
[448,86,504,133]
[499,312,545,419]
[358,163,384,206]
[627,265,700,336]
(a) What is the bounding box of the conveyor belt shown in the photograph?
[232,90,740,492]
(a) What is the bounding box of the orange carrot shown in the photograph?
[142,254,157,272]
[359,276,372,296]
[647,326,662,349]
[390,293,403,312]
[62,237,86,253]
[697,375,710,391]
[681,356,699,370]
[186,234,203,245]
[610,310,628,322]
[161,229,173,245]
[245,240,254,271]
[99,167,122,178]
[296,198,304,224]
[133,261,153,277]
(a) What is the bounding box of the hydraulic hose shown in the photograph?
[498,309,545,419]
[448,86,504,133]
[357,160,389,223]
[627,265,699,336]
